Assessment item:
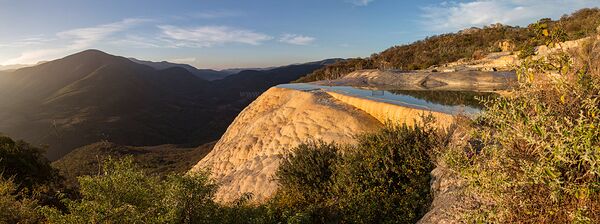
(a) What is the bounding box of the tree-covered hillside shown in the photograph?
[296,8,600,83]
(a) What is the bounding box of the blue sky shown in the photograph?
[1,0,599,69]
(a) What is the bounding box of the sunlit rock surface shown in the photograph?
[326,91,454,128]
[189,87,382,203]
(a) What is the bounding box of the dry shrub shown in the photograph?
[444,37,600,223]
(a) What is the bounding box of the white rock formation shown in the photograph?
[325,91,454,128]
[190,87,382,203]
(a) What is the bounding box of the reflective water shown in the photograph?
[278,83,497,115]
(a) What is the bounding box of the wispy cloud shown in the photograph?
[159,25,273,47]
[421,0,600,32]
[191,10,242,19]
[2,18,147,65]
[57,18,148,49]
[111,34,164,48]
[0,36,52,48]
[279,34,316,45]
[350,0,374,6]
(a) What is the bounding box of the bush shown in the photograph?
[272,123,440,223]
[272,142,341,223]
[42,157,221,223]
[276,141,338,204]
[0,136,61,194]
[518,44,536,59]
[333,123,438,223]
[0,135,64,220]
[443,37,600,222]
[0,177,41,223]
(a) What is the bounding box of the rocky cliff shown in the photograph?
[189,87,382,203]
[325,91,454,128]
[189,81,482,203]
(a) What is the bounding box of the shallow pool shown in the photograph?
[277,83,497,115]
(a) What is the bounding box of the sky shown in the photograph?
[1,0,599,69]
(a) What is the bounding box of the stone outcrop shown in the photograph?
[497,40,516,52]
[534,37,591,57]
[439,52,518,72]
[417,163,478,224]
[325,91,454,128]
[189,87,382,203]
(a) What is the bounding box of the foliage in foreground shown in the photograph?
[42,157,222,223]
[272,123,440,223]
[443,36,600,222]
[2,122,441,223]
[0,177,41,224]
[0,135,63,223]
[0,136,62,195]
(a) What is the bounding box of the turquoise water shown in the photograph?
[277,83,496,115]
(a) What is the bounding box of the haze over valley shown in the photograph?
[0,49,337,160]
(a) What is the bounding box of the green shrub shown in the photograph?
[41,157,222,224]
[0,177,41,224]
[215,194,276,224]
[333,123,438,223]
[443,37,600,222]
[276,141,338,204]
[272,141,341,223]
[0,136,61,193]
[272,123,440,223]
[0,135,64,218]
[518,44,536,59]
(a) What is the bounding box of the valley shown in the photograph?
[0,50,337,160]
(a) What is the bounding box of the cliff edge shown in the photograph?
[189,87,382,203]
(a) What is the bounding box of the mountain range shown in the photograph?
[0,49,338,160]
[128,58,231,81]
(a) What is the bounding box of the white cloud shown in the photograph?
[421,0,600,32]
[159,25,273,47]
[0,36,52,48]
[279,34,316,45]
[111,34,164,48]
[57,18,147,49]
[2,18,147,65]
[191,10,241,19]
[351,0,374,6]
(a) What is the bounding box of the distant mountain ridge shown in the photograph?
[219,67,276,75]
[128,58,230,81]
[0,64,31,71]
[0,50,211,160]
[0,61,48,72]
[0,49,336,160]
